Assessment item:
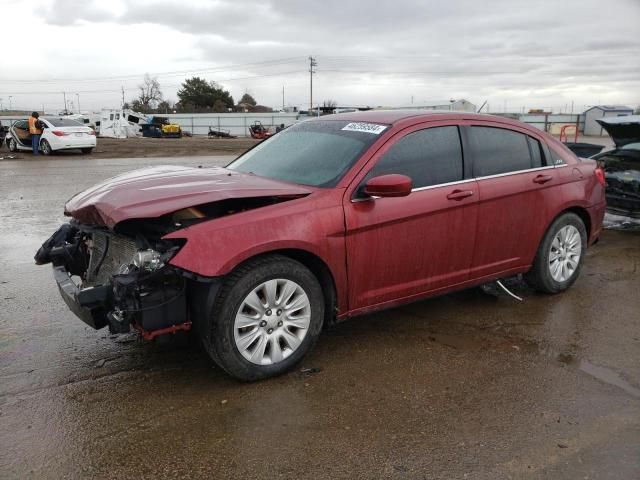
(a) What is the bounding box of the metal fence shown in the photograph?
[161,112,299,137]
[517,113,585,134]
[1,112,300,137]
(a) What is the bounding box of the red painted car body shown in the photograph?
[150,111,604,319]
[41,110,606,379]
[54,111,606,322]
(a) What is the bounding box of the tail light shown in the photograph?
[595,167,606,186]
[88,130,96,136]
[51,130,69,137]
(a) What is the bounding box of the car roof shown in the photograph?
[318,109,517,126]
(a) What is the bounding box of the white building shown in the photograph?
[583,105,633,136]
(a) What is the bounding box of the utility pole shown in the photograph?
[76,93,81,114]
[309,56,317,113]
[9,96,12,111]
[121,86,125,108]
[282,85,285,111]
[63,92,67,114]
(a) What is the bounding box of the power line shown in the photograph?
[0,56,307,84]
[0,70,307,95]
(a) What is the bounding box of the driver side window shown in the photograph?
[367,126,464,189]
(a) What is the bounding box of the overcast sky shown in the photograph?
[1,0,638,114]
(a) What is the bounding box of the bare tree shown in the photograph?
[137,74,163,112]
[321,99,337,114]
[239,93,257,106]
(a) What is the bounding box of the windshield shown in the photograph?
[227,120,387,187]
[45,118,83,127]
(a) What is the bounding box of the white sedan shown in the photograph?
[5,117,97,155]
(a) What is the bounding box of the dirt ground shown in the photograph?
[0,154,639,479]
[1,136,260,160]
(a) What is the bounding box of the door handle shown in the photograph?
[533,174,553,184]
[446,189,474,200]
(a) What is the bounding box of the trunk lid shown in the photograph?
[65,165,313,228]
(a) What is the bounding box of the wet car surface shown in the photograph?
[1,156,639,479]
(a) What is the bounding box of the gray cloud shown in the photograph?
[29,0,640,109]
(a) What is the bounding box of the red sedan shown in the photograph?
[36,111,606,380]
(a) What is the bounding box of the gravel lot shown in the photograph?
[0,153,638,479]
[1,136,260,160]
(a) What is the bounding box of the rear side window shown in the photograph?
[528,137,544,168]
[368,126,463,189]
[547,146,567,166]
[469,127,533,177]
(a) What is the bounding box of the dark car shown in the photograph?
[592,115,640,220]
[35,111,606,381]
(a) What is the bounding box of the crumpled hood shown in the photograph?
[65,165,313,228]
[596,115,640,148]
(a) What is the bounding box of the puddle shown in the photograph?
[578,359,640,399]
[552,349,640,399]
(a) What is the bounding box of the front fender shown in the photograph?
[164,190,348,307]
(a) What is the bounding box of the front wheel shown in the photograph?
[40,139,52,155]
[81,148,93,154]
[202,255,324,381]
[8,138,17,152]
[525,212,587,293]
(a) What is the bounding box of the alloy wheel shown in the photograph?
[233,278,311,365]
[549,225,582,282]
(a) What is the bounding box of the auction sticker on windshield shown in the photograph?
[341,122,388,135]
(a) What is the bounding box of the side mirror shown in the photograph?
[364,174,413,198]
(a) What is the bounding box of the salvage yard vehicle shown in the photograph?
[6,117,96,155]
[35,111,606,381]
[248,120,273,139]
[591,115,640,221]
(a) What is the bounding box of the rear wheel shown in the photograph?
[40,139,52,155]
[201,255,324,381]
[81,148,93,154]
[8,138,17,152]
[525,212,587,293]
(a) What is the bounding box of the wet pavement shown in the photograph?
[1,156,639,479]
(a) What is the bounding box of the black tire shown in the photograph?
[40,139,52,155]
[8,137,17,152]
[525,212,587,294]
[81,148,93,154]
[200,255,324,381]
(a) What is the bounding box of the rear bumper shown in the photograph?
[47,134,96,150]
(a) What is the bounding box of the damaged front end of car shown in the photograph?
[35,219,191,337]
[34,165,314,340]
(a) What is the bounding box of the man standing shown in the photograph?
[28,112,43,155]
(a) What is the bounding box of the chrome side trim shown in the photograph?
[474,165,555,181]
[411,178,475,193]
[350,164,563,203]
